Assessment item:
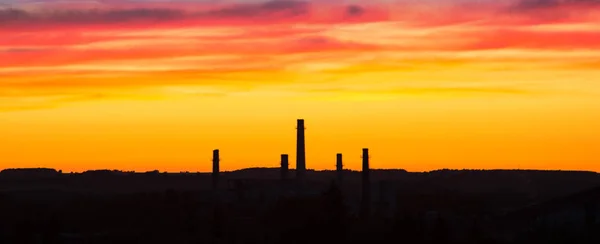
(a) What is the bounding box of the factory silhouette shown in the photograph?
[211,119,376,221]
[1,119,600,243]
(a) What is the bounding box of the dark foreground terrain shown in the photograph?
[1,168,599,244]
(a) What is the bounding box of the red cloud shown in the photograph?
[454,29,600,51]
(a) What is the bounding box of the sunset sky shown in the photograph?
[1,0,599,172]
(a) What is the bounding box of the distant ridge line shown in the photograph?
[1,167,597,174]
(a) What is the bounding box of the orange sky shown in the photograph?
[1,0,599,172]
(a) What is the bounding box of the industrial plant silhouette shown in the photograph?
[1,119,600,244]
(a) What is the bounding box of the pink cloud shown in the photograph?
[450,28,600,51]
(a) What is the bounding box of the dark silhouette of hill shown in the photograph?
[1,167,595,199]
[1,167,599,243]
[0,168,61,178]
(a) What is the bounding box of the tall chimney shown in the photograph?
[296,119,306,181]
[212,149,220,190]
[281,154,289,181]
[360,148,371,220]
[336,153,343,184]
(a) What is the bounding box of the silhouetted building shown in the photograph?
[213,149,220,190]
[336,153,343,184]
[296,119,306,181]
[360,148,371,220]
[281,154,289,181]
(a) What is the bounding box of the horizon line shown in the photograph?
[1,167,598,174]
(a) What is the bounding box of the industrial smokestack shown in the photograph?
[281,154,289,181]
[336,153,343,184]
[296,119,306,181]
[360,148,371,220]
[212,149,220,190]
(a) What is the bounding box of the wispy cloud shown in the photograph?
[0,7,186,25]
[0,0,377,27]
[298,86,536,102]
[345,5,364,17]
[388,87,532,95]
[304,86,532,96]
[0,47,50,53]
[203,0,310,18]
[512,0,600,10]
[1,0,599,111]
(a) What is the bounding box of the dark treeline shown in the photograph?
[0,168,599,244]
